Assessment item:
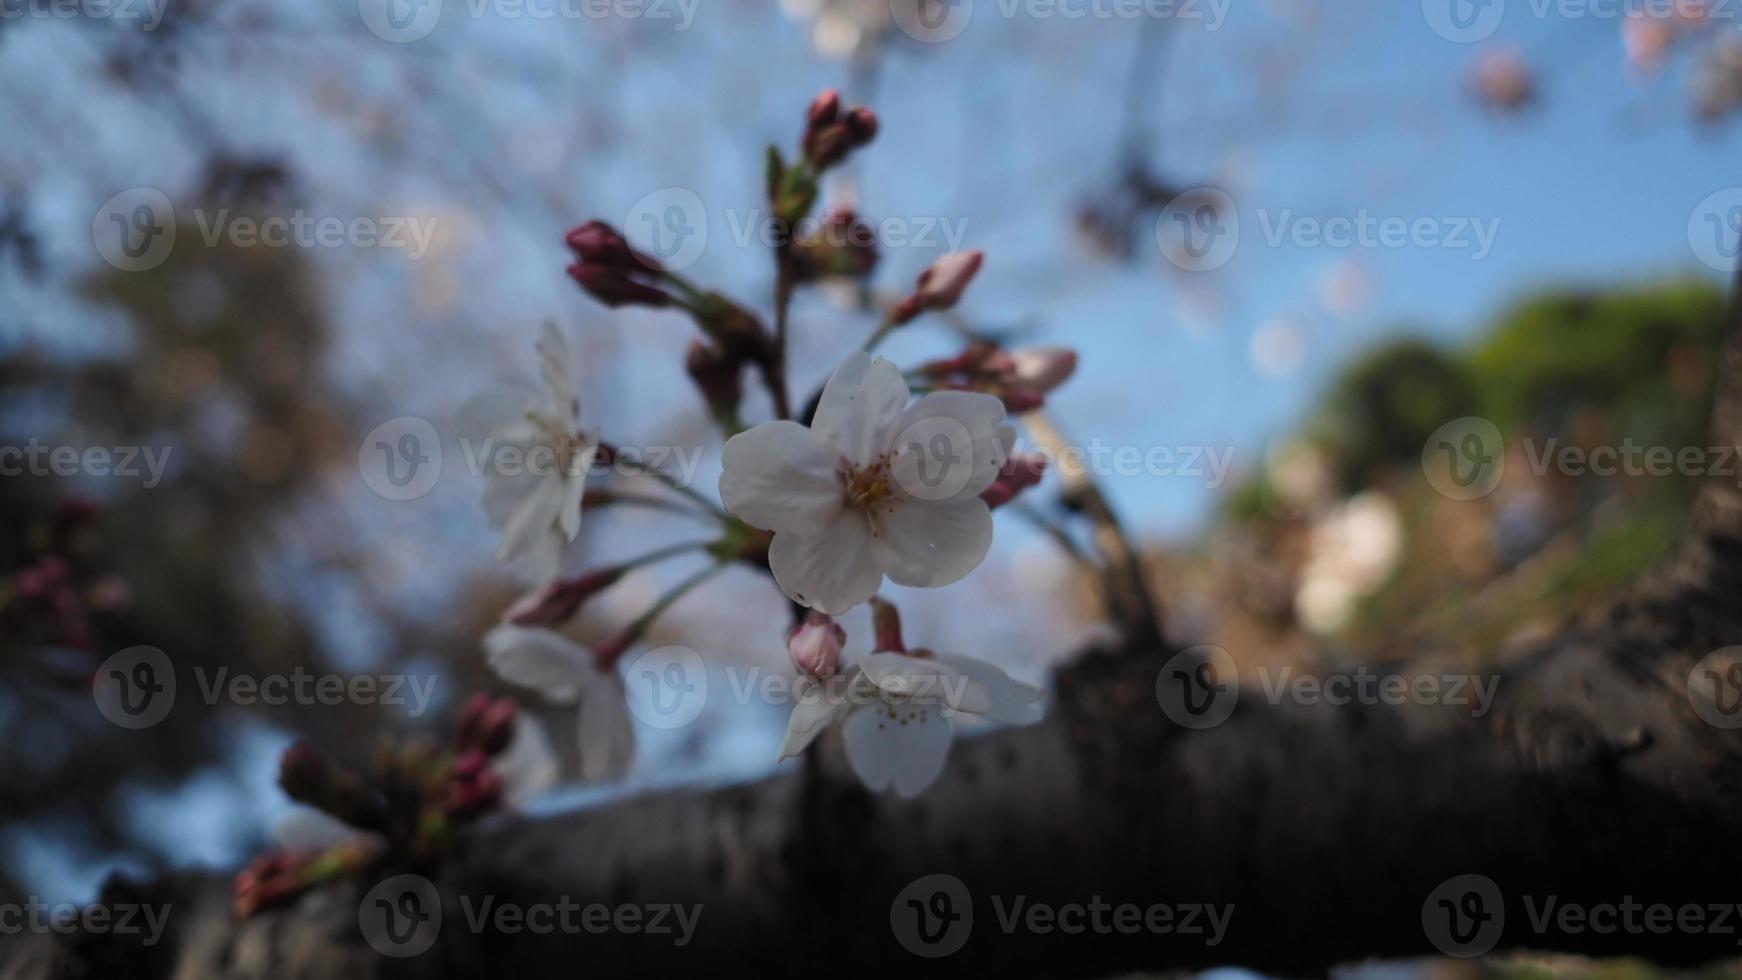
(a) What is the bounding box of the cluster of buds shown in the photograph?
[565,221,674,309]
[916,341,1078,414]
[5,499,126,654]
[802,89,878,171]
[769,90,879,228]
[236,697,525,918]
[888,250,984,326]
[790,207,879,282]
[787,610,845,679]
[234,838,374,918]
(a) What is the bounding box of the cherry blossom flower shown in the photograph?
[778,650,1042,798]
[460,325,599,581]
[718,351,1013,614]
[484,625,634,781]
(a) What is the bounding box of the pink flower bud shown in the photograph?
[787,611,845,679]
[452,748,489,781]
[913,250,984,311]
[806,89,841,128]
[476,698,518,756]
[981,452,1048,510]
[505,567,629,628]
[844,107,878,144]
[567,263,674,308]
[1011,346,1078,394]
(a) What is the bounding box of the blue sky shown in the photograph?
[4,0,1741,910]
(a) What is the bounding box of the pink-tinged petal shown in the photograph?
[579,672,634,781]
[842,701,953,798]
[812,351,910,467]
[861,652,992,715]
[869,498,993,589]
[483,625,591,703]
[888,390,1009,501]
[719,420,842,536]
[932,653,1044,725]
[769,513,883,614]
[777,680,852,761]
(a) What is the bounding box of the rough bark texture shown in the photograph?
[8,311,1742,980]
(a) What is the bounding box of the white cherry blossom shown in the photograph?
[460,324,599,581]
[778,650,1042,798]
[484,625,634,781]
[718,351,1012,614]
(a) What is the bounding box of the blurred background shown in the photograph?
[2,0,1741,975]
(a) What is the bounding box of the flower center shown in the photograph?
[843,454,896,517]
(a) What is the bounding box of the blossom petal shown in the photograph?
[719,421,842,535]
[769,513,883,614]
[888,390,1009,501]
[483,625,591,704]
[861,652,991,715]
[537,322,577,421]
[494,470,569,568]
[777,679,852,761]
[869,498,993,589]
[933,653,1044,725]
[842,701,953,798]
[812,351,910,467]
[579,672,635,780]
[495,714,560,807]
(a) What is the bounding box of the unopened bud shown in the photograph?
[567,263,673,308]
[685,340,745,428]
[981,452,1048,510]
[870,597,905,654]
[787,611,845,679]
[505,567,629,628]
[476,698,517,756]
[913,250,983,311]
[1011,346,1078,394]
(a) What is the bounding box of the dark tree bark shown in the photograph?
[9,303,1742,980]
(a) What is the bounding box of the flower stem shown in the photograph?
[618,561,729,646]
